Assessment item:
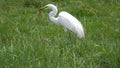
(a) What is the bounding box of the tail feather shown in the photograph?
[76,29,85,38]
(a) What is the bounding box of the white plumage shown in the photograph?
[39,4,85,38]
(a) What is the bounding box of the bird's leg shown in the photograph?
[64,27,77,45]
[68,31,72,41]
[64,27,68,32]
[63,28,70,44]
[66,30,73,44]
[69,31,77,45]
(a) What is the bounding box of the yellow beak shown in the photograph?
[38,6,47,16]
[39,6,47,12]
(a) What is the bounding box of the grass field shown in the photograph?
[0,0,120,68]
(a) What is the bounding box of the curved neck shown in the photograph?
[49,7,58,24]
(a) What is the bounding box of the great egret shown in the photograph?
[39,4,85,38]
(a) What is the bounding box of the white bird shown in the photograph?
[39,4,85,38]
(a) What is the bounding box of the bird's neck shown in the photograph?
[49,7,58,24]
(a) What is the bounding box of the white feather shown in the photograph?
[58,11,85,38]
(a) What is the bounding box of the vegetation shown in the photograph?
[0,0,120,68]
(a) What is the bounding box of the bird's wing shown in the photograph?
[57,11,85,38]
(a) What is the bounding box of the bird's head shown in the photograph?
[39,4,56,11]
[38,4,57,16]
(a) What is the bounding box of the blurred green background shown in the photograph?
[0,0,120,68]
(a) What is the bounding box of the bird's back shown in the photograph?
[57,11,85,38]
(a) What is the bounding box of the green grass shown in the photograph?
[0,0,120,68]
